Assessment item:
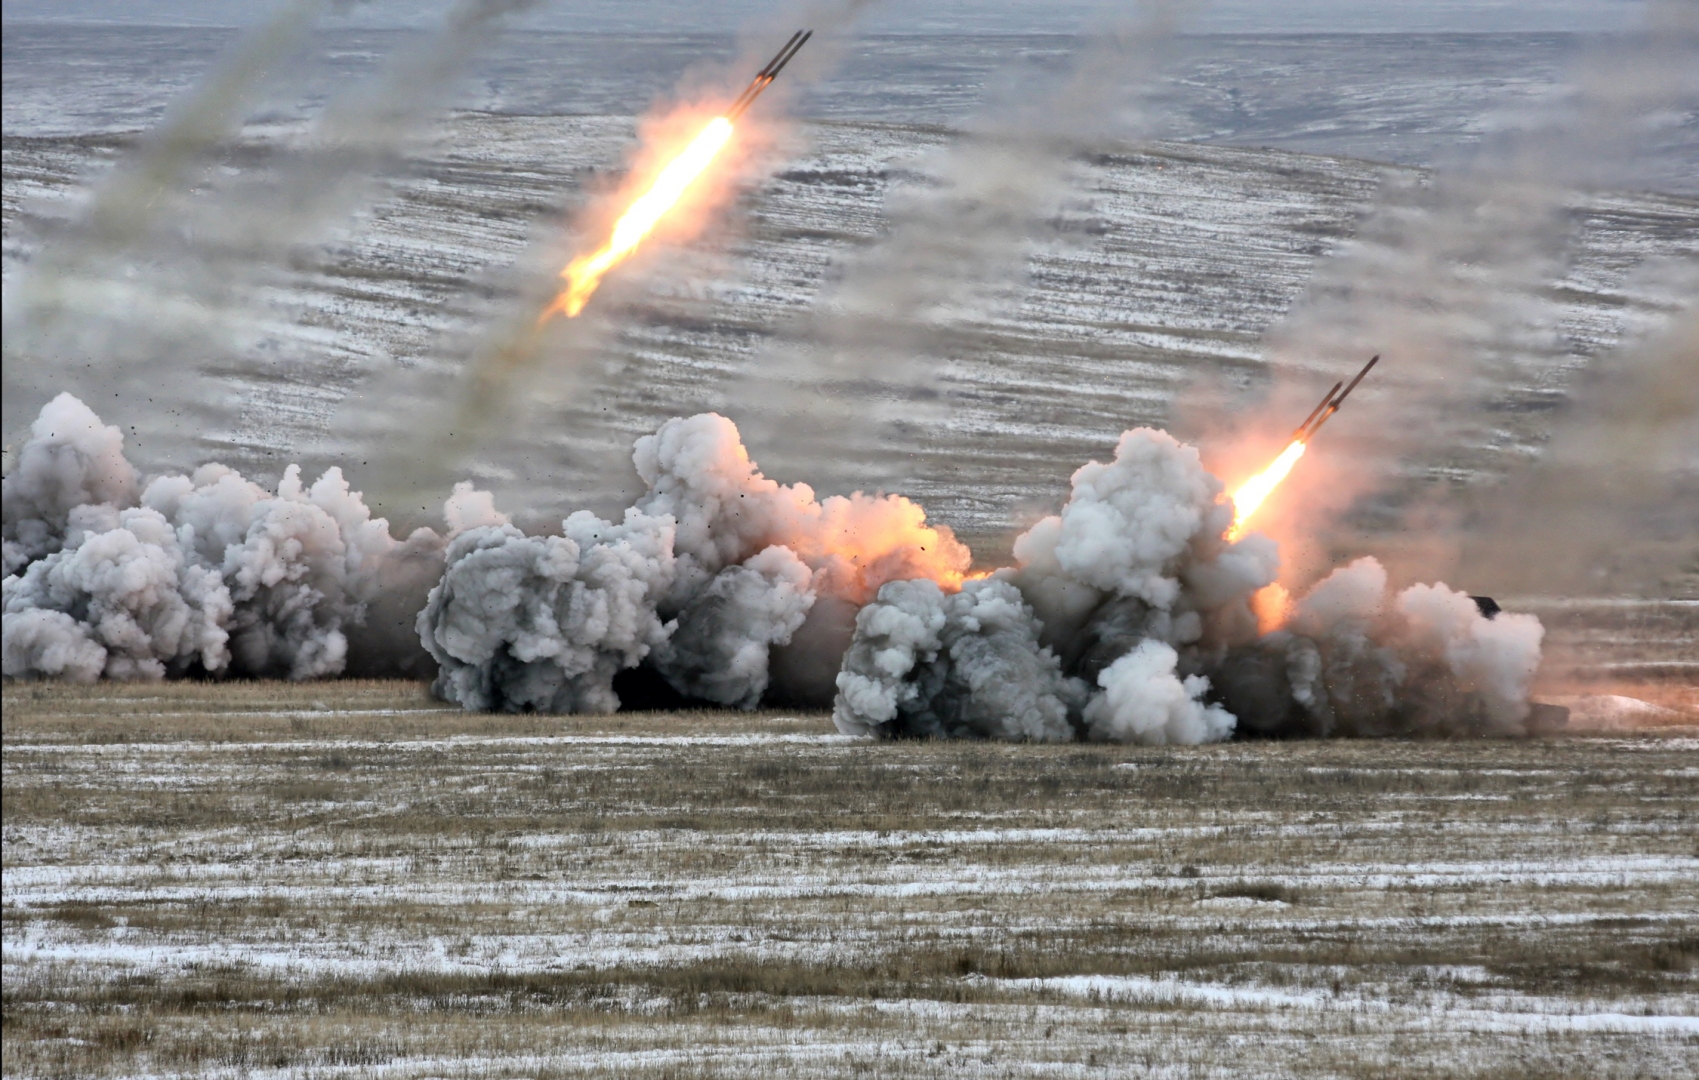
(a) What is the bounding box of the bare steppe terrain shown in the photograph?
[4,28,1697,1075]
[4,680,1696,1079]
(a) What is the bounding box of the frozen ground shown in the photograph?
[4,24,1696,1078]
[4,681,1697,1078]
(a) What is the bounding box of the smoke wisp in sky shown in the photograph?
[1189,0,1698,591]
[4,0,541,477]
[732,2,1185,497]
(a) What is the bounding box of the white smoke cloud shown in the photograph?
[629,412,972,609]
[2,394,494,681]
[650,545,816,708]
[3,505,232,681]
[2,394,140,575]
[1,608,108,683]
[1394,580,1544,732]
[832,426,1547,743]
[833,577,1081,741]
[1010,426,1275,667]
[1082,639,1235,746]
[417,411,970,713]
[418,514,678,713]
[5,398,1551,739]
[1216,555,1546,737]
[833,426,1269,745]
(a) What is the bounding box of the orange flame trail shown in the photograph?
[1225,438,1307,541]
[540,116,735,323]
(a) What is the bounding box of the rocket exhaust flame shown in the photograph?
[1226,355,1379,539]
[540,117,735,322]
[1226,438,1307,540]
[539,31,811,324]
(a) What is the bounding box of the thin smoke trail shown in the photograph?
[725,2,1185,502]
[2,0,336,436]
[3,0,543,478]
[1183,0,1699,591]
[338,0,888,526]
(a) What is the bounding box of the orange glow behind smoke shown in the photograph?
[540,116,736,323]
[1226,438,1307,541]
[1252,582,1293,635]
[786,493,975,606]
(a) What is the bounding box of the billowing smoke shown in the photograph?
[833,577,1082,742]
[417,412,970,712]
[4,396,1551,739]
[1214,557,1545,738]
[831,426,1548,743]
[417,514,677,713]
[1083,640,1236,746]
[3,394,501,682]
[3,394,142,575]
[834,427,1271,743]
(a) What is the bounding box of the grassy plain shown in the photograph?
[3,680,1696,1079]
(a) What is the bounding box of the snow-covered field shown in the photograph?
[4,681,1697,1078]
[4,25,1697,1075]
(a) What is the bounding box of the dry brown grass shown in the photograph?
[4,680,1696,1078]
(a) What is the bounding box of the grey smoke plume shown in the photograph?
[4,0,540,472]
[4,398,1554,738]
[52,0,334,259]
[831,426,1549,742]
[3,393,141,575]
[833,577,1082,741]
[1214,556,1546,738]
[1460,295,1699,599]
[3,394,501,681]
[650,545,816,708]
[1083,640,1235,746]
[737,3,1185,495]
[417,515,677,713]
[205,0,542,260]
[417,411,970,712]
[833,426,1273,744]
[1190,1,1699,583]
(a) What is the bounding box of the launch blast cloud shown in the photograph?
[5,397,1552,741]
[832,426,1548,743]
[3,394,503,682]
[416,412,969,713]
